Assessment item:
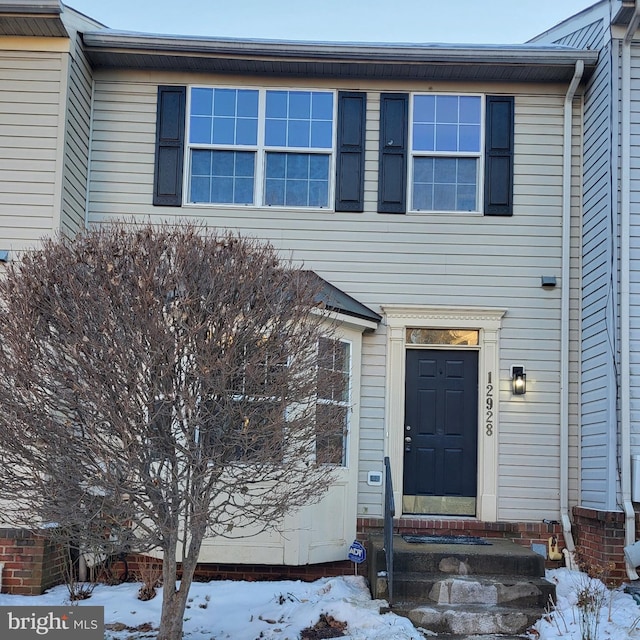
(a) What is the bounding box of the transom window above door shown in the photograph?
[187,87,335,208]
[406,328,480,346]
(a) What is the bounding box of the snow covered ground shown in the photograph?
[0,568,638,639]
[532,568,640,640]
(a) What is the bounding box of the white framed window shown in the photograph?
[316,337,351,466]
[186,87,335,208]
[410,94,484,212]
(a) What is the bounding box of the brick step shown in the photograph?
[397,602,541,636]
[377,573,554,608]
[370,535,546,577]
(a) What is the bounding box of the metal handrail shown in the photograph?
[383,456,395,606]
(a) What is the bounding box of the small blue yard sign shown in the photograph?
[348,540,366,564]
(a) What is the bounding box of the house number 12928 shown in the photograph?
[485,372,494,436]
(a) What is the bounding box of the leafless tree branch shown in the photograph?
[0,223,342,640]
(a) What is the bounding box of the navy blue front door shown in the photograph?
[403,349,478,515]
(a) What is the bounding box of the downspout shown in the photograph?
[620,3,640,581]
[561,60,584,561]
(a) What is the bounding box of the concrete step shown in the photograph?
[400,602,541,636]
[376,573,554,608]
[368,533,553,636]
[370,535,546,578]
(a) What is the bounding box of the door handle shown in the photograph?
[405,436,412,443]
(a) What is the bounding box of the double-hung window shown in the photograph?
[200,340,287,463]
[186,87,335,208]
[316,337,351,466]
[189,88,258,205]
[377,92,513,215]
[411,94,482,212]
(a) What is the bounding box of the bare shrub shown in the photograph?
[0,223,339,640]
[135,557,163,601]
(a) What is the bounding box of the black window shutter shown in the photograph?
[377,93,408,214]
[484,95,514,216]
[153,85,186,207]
[335,92,366,212]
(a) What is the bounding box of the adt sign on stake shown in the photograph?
[348,540,366,564]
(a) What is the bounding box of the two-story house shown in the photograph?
[4,0,621,592]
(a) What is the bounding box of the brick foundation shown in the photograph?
[572,506,639,584]
[122,518,567,586]
[0,529,65,595]
[124,553,356,584]
[6,511,635,593]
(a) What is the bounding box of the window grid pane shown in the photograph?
[413,95,481,153]
[265,90,333,149]
[265,152,329,207]
[190,150,255,204]
[413,157,478,212]
[189,88,258,146]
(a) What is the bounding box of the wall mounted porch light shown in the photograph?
[511,365,526,395]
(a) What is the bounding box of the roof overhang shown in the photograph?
[0,0,67,36]
[81,31,599,83]
[306,272,381,331]
[612,0,638,26]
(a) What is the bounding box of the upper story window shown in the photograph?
[377,93,513,216]
[411,94,482,212]
[153,86,506,215]
[186,87,335,208]
[189,88,258,205]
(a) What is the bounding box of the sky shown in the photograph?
[0,569,637,639]
[64,0,599,45]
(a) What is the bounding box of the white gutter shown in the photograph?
[81,31,601,65]
[560,60,584,557]
[620,2,640,582]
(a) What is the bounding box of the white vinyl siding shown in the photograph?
[629,45,640,462]
[0,49,66,251]
[87,72,581,522]
[533,8,619,511]
[556,19,617,511]
[579,33,618,511]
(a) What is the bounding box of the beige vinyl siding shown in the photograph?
[59,3,105,237]
[60,30,93,236]
[0,48,65,251]
[358,327,387,516]
[87,72,580,522]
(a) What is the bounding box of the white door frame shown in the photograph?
[382,305,505,522]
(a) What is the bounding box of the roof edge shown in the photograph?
[0,0,61,15]
[81,30,600,67]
